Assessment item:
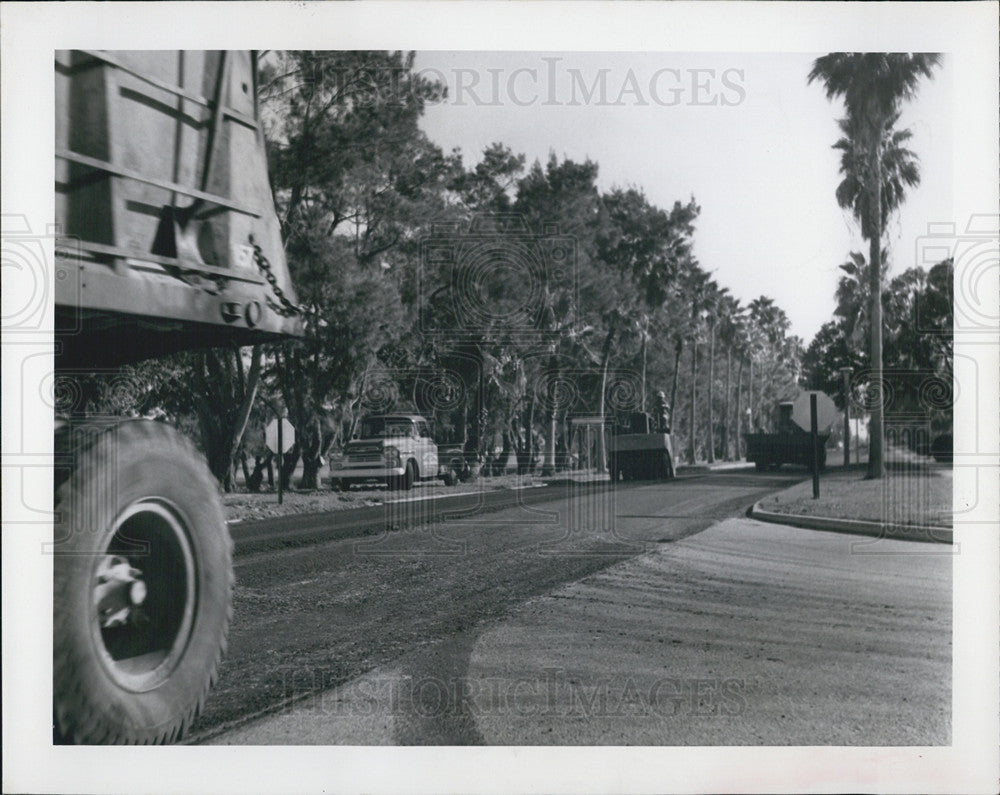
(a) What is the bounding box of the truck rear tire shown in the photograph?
[53,420,232,745]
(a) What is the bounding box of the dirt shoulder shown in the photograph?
[222,464,749,525]
[223,473,545,524]
[756,463,952,528]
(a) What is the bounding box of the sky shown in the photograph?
[413,52,953,346]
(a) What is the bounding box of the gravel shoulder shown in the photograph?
[223,463,753,524]
[755,462,952,528]
[223,473,545,523]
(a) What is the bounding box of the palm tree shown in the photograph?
[665,255,698,439]
[717,294,745,459]
[685,265,712,463]
[734,335,748,458]
[809,53,941,478]
[703,282,728,463]
[746,296,784,429]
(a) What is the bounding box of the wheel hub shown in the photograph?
[94,555,147,628]
[89,499,198,692]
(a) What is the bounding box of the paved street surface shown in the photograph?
[193,471,951,745]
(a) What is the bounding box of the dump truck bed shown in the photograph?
[745,431,829,470]
[54,50,301,368]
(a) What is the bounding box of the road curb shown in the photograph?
[748,501,953,544]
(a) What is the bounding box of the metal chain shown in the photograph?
[250,242,307,318]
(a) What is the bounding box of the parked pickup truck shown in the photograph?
[332,414,461,490]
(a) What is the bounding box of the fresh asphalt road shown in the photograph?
[191,469,951,745]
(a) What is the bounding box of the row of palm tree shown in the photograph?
[664,278,801,466]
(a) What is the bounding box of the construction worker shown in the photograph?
[654,390,671,434]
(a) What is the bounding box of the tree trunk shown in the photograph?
[300,456,321,489]
[240,452,251,486]
[735,358,744,459]
[541,349,559,476]
[298,414,324,490]
[515,410,530,476]
[280,445,298,490]
[707,323,716,463]
[639,322,647,413]
[499,426,514,475]
[459,401,469,450]
[669,336,683,425]
[193,348,261,493]
[598,317,617,472]
[525,394,536,474]
[724,348,732,460]
[688,341,697,464]
[867,143,886,479]
[247,453,269,493]
[224,345,262,478]
[561,414,571,471]
[465,347,485,466]
[542,412,557,475]
[758,358,765,431]
[748,358,754,432]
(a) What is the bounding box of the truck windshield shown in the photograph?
[360,417,413,438]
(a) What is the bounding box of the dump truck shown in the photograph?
[745,401,828,472]
[53,51,302,744]
[607,411,676,483]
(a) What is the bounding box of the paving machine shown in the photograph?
[608,411,676,483]
[53,51,302,744]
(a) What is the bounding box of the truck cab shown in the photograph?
[333,414,448,490]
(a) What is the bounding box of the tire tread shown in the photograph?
[53,420,233,745]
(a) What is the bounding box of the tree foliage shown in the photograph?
[803,257,953,437]
[76,50,816,488]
